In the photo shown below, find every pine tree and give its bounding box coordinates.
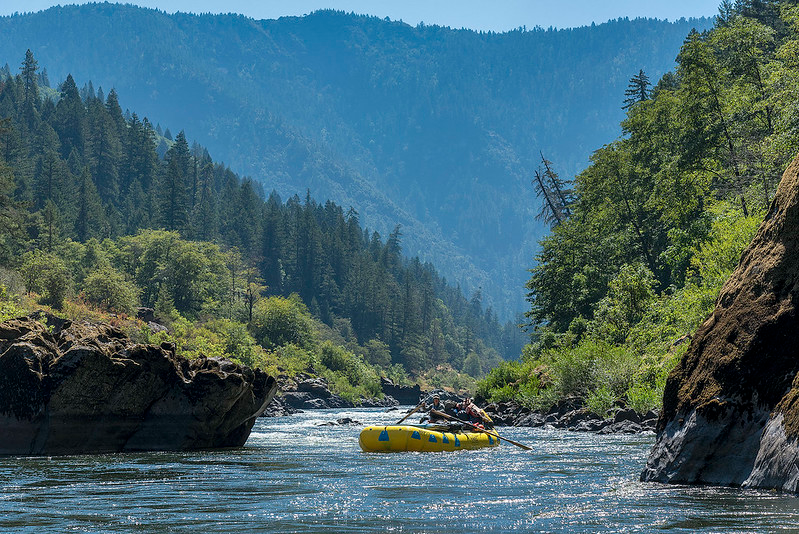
[87,98,121,204]
[53,74,87,159]
[159,154,189,232]
[19,49,38,122]
[74,166,104,241]
[622,69,651,110]
[532,154,572,227]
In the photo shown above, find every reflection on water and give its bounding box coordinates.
[1,407,799,532]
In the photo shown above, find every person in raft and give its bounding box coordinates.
[457,397,494,429]
[420,395,446,423]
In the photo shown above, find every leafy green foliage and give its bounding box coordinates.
[484,3,791,412]
[20,249,71,309]
[251,295,316,351]
[318,341,381,401]
[82,265,139,314]
[0,283,26,322]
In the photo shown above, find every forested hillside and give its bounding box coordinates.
[0,53,523,394]
[478,0,799,413]
[0,5,713,318]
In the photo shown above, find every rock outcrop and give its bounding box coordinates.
[380,377,421,405]
[261,373,397,416]
[0,315,277,455]
[641,154,799,491]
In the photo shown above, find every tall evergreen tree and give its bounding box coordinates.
[19,49,38,125]
[53,74,86,159]
[74,166,104,241]
[159,153,189,232]
[622,69,651,110]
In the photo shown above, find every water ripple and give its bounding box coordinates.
[1,408,799,532]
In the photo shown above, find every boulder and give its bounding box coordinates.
[0,315,277,455]
[359,395,398,408]
[296,377,333,398]
[380,377,421,405]
[514,412,546,427]
[281,388,354,410]
[642,154,799,491]
[319,417,361,426]
[261,395,302,417]
[613,408,641,425]
[599,421,643,435]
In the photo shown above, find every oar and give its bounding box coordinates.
[395,401,425,424]
[431,409,532,451]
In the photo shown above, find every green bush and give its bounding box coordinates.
[83,266,140,314]
[585,386,615,417]
[20,250,72,310]
[386,363,410,385]
[475,358,542,404]
[250,294,316,350]
[319,341,381,399]
[0,284,25,322]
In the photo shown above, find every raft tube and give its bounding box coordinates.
[359,424,500,452]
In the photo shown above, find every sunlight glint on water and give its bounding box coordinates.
[1,407,799,532]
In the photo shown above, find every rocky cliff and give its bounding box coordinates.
[641,154,799,491]
[0,315,277,455]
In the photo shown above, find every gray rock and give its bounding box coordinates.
[515,412,546,427]
[572,419,606,432]
[614,408,641,424]
[0,316,276,455]
[598,420,643,435]
[380,377,421,405]
[641,406,769,485]
[297,378,333,398]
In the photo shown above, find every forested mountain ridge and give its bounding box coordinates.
[0,4,713,318]
[478,0,799,414]
[0,51,523,393]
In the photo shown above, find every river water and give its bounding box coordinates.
[2,407,799,533]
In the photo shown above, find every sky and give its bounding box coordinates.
[0,0,722,31]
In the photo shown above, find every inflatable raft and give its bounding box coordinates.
[359,424,501,452]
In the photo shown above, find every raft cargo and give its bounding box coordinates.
[359,423,501,452]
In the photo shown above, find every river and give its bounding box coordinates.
[2,407,799,532]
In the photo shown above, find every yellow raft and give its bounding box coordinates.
[359,424,501,452]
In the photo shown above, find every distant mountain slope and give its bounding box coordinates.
[0,4,713,318]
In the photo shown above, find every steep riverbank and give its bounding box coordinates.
[642,154,799,491]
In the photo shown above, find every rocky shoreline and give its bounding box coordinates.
[261,375,404,417]
[484,398,657,434]
[264,379,658,435]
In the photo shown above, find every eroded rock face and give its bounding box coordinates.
[0,315,277,455]
[642,154,799,491]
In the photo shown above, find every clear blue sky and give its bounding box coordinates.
[0,1,721,31]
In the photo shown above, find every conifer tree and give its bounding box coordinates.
[622,69,651,110]
[19,49,38,124]
[159,154,189,232]
[74,166,104,241]
[53,74,86,159]
[87,98,121,204]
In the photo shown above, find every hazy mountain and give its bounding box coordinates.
[0,3,713,318]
